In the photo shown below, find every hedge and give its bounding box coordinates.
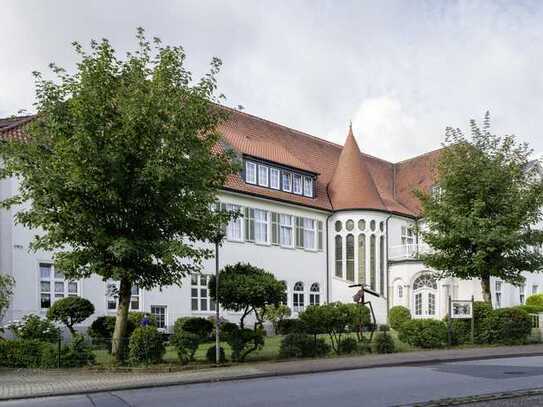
[388,306,411,331]
[398,319,448,348]
[526,293,543,307]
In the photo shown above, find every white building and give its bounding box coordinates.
[0,110,541,331]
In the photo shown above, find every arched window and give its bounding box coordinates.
[358,219,366,231]
[293,281,305,312]
[413,274,437,290]
[335,220,342,232]
[370,235,376,290]
[379,236,385,295]
[346,220,354,231]
[358,234,366,284]
[398,285,403,298]
[335,235,343,278]
[370,220,376,231]
[346,234,355,282]
[379,221,384,232]
[310,283,320,305]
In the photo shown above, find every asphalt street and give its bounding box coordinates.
[3,356,543,407]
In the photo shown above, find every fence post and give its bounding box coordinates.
[470,295,475,344]
[57,337,61,368]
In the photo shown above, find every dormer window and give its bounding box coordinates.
[303,176,313,197]
[293,174,303,195]
[246,161,257,184]
[270,168,280,189]
[258,165,269,187]
[282,171,292,192]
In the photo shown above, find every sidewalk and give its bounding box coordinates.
[1,344,543,401]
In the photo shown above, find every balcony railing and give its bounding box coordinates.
[389,243,431,261]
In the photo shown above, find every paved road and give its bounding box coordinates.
[3,356,543,407]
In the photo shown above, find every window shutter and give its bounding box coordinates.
[271,213,279,245]
[295,217,304,248]
[317,220,323,251]
[245,207,255,242]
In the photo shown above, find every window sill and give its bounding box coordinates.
[225,238,244,244]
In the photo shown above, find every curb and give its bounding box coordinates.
[2,350,543,401]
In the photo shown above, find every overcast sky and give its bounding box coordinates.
[1,1,542,161]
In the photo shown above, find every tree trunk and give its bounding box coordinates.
[480,274,492,307]
[111,277,131,362]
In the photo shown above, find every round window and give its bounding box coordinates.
[370,220,376,231]
[346,220,354,231]
[335,220,342,232]
[358,219,366,230]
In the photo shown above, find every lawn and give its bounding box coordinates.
[93,331,412,367]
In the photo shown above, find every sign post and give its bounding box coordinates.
[450,297,475,345]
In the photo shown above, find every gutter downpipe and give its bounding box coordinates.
[325,212,334,303]
[385,215,392,315]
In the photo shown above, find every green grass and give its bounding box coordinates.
[93,331,411,368]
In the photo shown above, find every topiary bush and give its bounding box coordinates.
[128,326,165,365]
[226,326,265,362]
[88,315,136,349]
[171,332,200,365]
[398,319,448,348]
[0,339,55,368]
[8,314,60,343]
[220,322,239,339]
[279,333,330,359]
[373,331,396,354]
[526,293,543,307]
[488,307,532,345]
[277,318,306,335]
[46,297,94,335]
[388,306,411,331]
[179,317,213,340]
[339,337,358,354]
[56,334,96,367]
[206,345,226,363]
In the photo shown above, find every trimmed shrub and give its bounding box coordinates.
[58,334,96,367]
[488,307,532,345]
[446,317,470,345]
[263,304,292,334]
[179,317,213,340]
[220,322,239,339]
[373,332,396,354]
[46,297,94,335]
[526,293,543,307]
[277,318,306,335]
[8,314,60,343]
[279,333,330,358]
[206,345,226,363]
[171,332,200,364]
[398,319,448,348]
[88,316,137,348]
[472,301,493,344]
[515,304,543,314]
[0,339,55,368]
[128,326,165,365]
[339,337,358,354]
[388,306,411,331]
[226,327,265,362]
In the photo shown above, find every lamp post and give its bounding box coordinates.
[214,237,221,366]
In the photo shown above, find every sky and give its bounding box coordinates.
[1,1,542,162]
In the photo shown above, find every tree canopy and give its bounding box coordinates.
[416,112,543,303]
[209,263,286,328]
[47,296,95,335]
[0,28,239,359]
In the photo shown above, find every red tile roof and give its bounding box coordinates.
[0,108,439,217]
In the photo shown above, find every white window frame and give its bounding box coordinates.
[270,168,280,190]
[309,282,320,305]
[39,263,79,309]
[282,171,292,192]
[191,274,216,312]
[225,204,243,241]
[258,165,269,187]
[150,305,167,330]
[533,285,539,295]
[495,280,502,308]
[303,176,313,197]
[401,225,415,245]
[293,174,303,195]
[279,214,294,247]
[302,218,316,250]
[520,284,526,304]
[254,209,269,244]
[245,161,257,184]
[398,285,403,298]
[105,280,141,312]
[293,281,305,312]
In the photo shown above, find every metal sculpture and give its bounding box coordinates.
[349,284,379,342]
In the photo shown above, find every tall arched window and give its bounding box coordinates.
[335,235,343,278]
[370,235,376,291]
[412,274,437,316]
[293,281,305,312]
[310,283,320,305]
[346,234,355,282]
[379,236,385,295]
[358,234,366,284]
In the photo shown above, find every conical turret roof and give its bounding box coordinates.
[327,125,386,211]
